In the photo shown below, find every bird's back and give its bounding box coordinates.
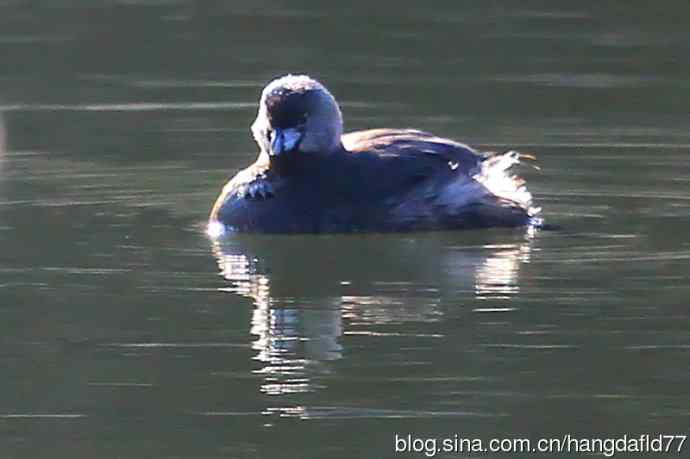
[213,129,534,233]
[342,129,533,230]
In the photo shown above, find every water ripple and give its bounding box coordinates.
[0,102,255,112]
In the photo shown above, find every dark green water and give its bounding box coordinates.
[1,1,689,458]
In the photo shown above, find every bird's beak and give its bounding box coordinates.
[270,128,302,156]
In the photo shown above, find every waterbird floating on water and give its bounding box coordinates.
[208,74,541,236]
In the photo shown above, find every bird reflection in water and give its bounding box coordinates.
[211,231,534,397]
[213,243,342,396]
[474,243,533,299]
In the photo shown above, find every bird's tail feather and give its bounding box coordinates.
[473,150,541,219]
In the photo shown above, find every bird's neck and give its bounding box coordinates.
[267,145,345,177]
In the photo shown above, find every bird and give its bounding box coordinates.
[208,74,541,236]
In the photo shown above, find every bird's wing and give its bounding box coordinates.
[342,128,483,173]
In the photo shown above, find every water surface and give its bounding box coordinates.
[0,1,689,458]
